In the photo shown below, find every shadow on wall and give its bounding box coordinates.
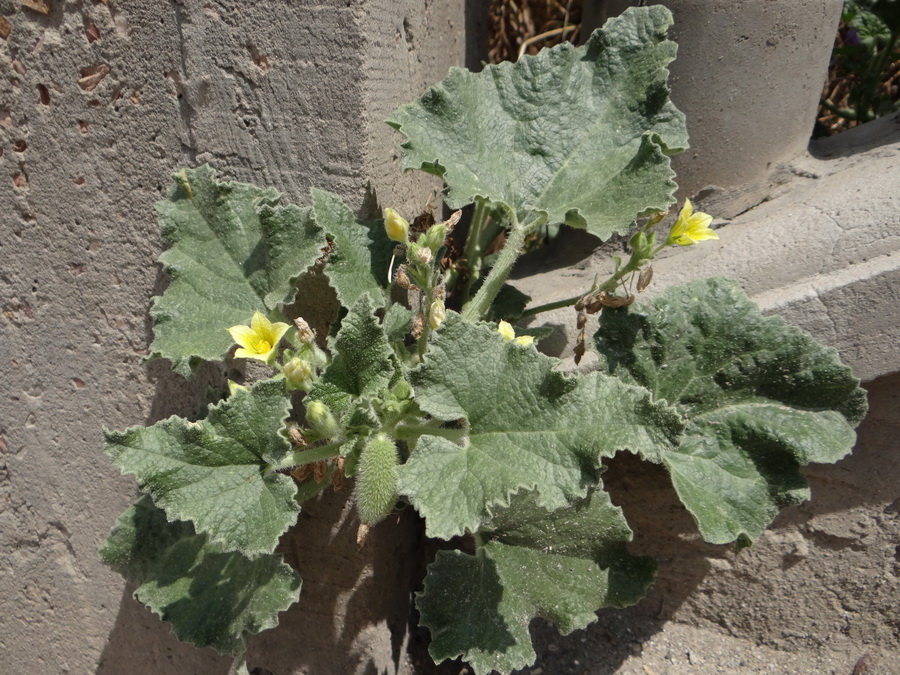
[519,372,900,673]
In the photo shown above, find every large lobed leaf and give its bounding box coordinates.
[387,6,688,239]
[100,495,300,654]
[149,166,325,376]
[308,294,400,414]
[418,489,655,675]
[104,380,299,556]
[311,188,393,309]
[594,277,868,544]
[396,313,682,540]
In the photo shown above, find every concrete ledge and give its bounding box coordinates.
[512,112,900,382]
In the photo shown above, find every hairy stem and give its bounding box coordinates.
[461,199,490,303]
[268,441,344,473]
[461,212,538,323]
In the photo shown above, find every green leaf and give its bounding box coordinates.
[594,277,868,544]
[311,188,393,309]
[382,302,414,345]
[309,294,400,413]
[397,313,682,539]
[387,6,687,239]
[149,166,325,376]
[418,489,655,675]
[104,380,299,556]
[100,495,300,654]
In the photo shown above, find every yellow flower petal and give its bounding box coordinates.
[497,320,515,342]
[514,335,534,346]
[250,310,272,336]
[227,311,290,362]
[227,324,258,350]
[667,199,717,247]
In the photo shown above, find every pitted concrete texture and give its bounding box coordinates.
[0,2,479,674]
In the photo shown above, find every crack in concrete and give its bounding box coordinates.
[172,3,199,164]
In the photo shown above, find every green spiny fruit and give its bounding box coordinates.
[354,433,399,524]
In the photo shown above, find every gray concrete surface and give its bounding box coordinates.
[585,0,844,218]
[3,1,897,674]
[513,111,900,384]
[0,2,481,673]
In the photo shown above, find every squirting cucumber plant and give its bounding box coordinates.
[98,7,867,674]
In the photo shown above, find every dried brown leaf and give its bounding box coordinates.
[78,63,110,92]
[21,0,50,15]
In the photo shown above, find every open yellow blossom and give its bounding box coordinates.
[666,199,718,246]
[497,320,534,346]
[227,311,290,363]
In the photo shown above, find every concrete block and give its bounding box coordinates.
[0,2,480,673]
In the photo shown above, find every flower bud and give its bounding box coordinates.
[429,298,446,330]
[422,222,447,252]
[383,208,409,243]
[629,230,650,257]
[392,379,412,400]
[497,320,515,342]
[283,357,314,390]
[305,400,340,440]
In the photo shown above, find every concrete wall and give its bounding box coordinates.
[586,0,844,218]
[3,1,896,673]
[0,2,483,673]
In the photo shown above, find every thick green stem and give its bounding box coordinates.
[519,292,584,319]
[267,441,343,473]
[461,213,533,323]
[462,199,490,303]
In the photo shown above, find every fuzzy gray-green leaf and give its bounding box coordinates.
[104,380,298,556]
[312,188,393,309]
[397,313,682,539]
[149,166,325,376]
[99,495,300,654]
[418,489,655,674]
[387,6,687,239]
[310,294,399,413]
[594,277,868,544]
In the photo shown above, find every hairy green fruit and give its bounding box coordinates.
[354,433,400,524]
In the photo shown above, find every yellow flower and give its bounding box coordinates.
[497,320,534,346]
[383,208,409,243]
[227,311,290,363]
[666,199,718,246]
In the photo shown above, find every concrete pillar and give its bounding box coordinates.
[585,0,843,217]
[0,2,483,673]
